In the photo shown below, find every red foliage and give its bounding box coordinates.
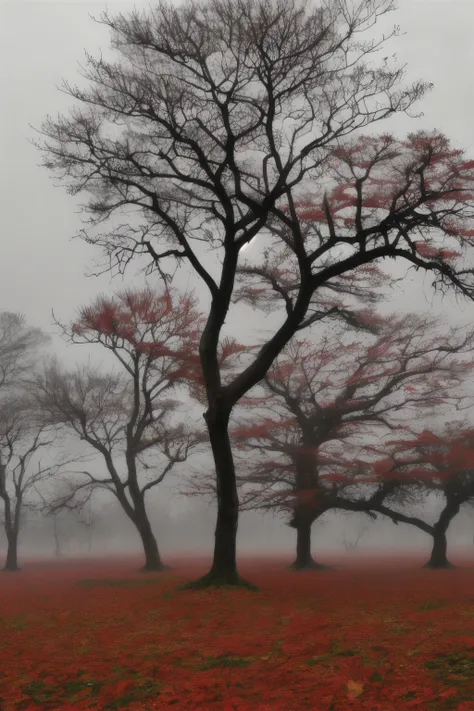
[230,311,474,512]
[214,307,474,522]
[282,131,474,262]
[233,418,297,441]
[366,425,474,487]
[2,556,474,710]
[71,287,205,384]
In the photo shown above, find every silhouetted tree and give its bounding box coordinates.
[0,395,72,571]
[0,312,56,571]
[364,426,474,568]
[0,312,49,392]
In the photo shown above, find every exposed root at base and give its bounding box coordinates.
[290,560,333,571]
[139,564,172,573]
[179,571,259,591]
[423,560,456,569]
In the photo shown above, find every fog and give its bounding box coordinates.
[5,490,474,563]
[2,0,474,561]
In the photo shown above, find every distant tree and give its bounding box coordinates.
[38,480,96,557]
[51,513,65,558]
[81,497,95,554]
[72,496,118,554]
[0,312,54,571]
[340,520,369,554]
[37,0,474,586]
[363,426,474,568]
[0,312,49,392]
[184,311,474,568]
[0,395,72,571]
[34,287,205,571]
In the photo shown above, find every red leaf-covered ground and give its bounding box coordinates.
[1,551,474,710]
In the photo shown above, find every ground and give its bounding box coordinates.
[1,551,474,710]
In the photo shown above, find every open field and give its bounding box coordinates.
[2,551,474,710]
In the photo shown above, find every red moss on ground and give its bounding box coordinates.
[1,552,474,710]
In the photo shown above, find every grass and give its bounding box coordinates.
[0,551,474,710]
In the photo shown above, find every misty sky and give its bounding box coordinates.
[2,0,474,553]
[1,0,474,341]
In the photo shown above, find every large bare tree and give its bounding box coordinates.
[36,0,474,586]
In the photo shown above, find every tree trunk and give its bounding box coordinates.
[423,496,461,569]
[289,450,329,571]
[53,516,62,558]
[4,530,20,572]
[207,416,238,582]
[424,529,453,569]
[290,518,330,571]
[1,488,20,572]
[187,410,254,589]
[124,448,170,573]
[135,510,168,572]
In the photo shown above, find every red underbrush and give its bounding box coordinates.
[1,552,474,710]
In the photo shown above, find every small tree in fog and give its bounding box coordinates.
[51,513,65,558]
[340,520,368,553]
[0,312,59,571]
[39,480,92,558]
[0,395,72,571]
[35,287,205,571]
[0,312,49,392]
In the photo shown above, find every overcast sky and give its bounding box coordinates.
[1,0,474,345]
[2,0,474,552]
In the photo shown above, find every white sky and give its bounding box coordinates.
[2,0,474,550]
[1,0,474,344]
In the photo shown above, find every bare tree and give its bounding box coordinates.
[36,0,474,586]
[51,513,64,558]
[39,479,95,557]
[82,497,94,554]
[34,288,205,571]
[0,312,53,571]
[340,520,368,553]
[0,313,49,392]
[0,395,72,571]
